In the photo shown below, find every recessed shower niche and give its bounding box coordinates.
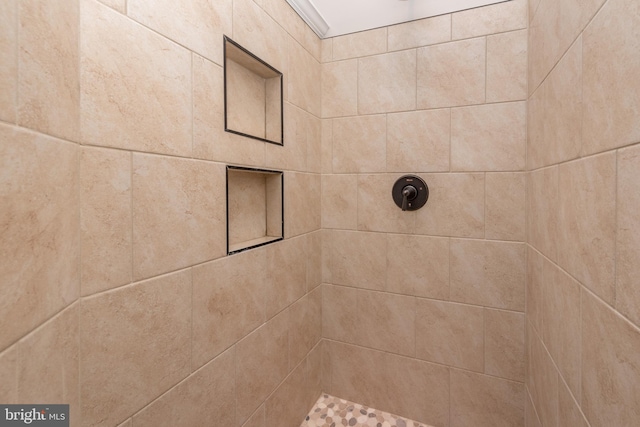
[226,166,284,254]
[224,36,284,145]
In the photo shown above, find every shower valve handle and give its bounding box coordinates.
[401,185,417,211]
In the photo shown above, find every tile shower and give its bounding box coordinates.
[0,1,638,427]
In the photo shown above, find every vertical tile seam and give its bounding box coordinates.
[448,107,452,173]
[448,367,452,425]
[483,172,487,240]
[15,0,20,125]
[484,35,488,104]
[482,307,487,375]
[189,266,194,374]
[76,0,83,303]
[234,336,239,426]
[613,147,618,308]
[130,151,135,286]
[190,52,195,159]
[413,48,418,117]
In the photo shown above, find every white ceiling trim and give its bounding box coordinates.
[285,0,330,38]
[286,0,512,39]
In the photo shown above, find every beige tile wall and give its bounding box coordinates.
[3,0,640,426]
[527,0,640,426]
[0,0,322,426]
[321,1,529,426]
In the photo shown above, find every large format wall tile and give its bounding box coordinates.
[253,0,308,57]
[80,270,191,427]
[265,363,310,427]
[417,38,486,109]
[450,239,525,311]
[322,284,359,344]
[358,50,416,114]
[0,0,17,123]
[484,309,525,382]
[327,230,386,291]
[289,288,322,369]
[528,39,583,169]
[486,30,527,103]
[285,172,321,237]
[354,290,415,357]
[97,0,124,13]
[527,0,561,93]
[332,28,387,61]
[527,325,558,427]
[415,173,485,238]
[558,379,589,427]
[242,405,265,427]
[321,60,357,118]
[357,174,416,234]
[324,286,415,357]
[542,260,581,398]
[526,247,544,334]
[132,348,235,427]
[321,174,358,230]
[18,0,79,141]
[387,14,451,51]
[525,390,542,427]
[416,299,484,372]
[306,231,323,291]
[452,0,527,39]
[582,291,640,427]
[386,109,450,173]
[582,0,640,154]
[265,236,307,319]
[232,0,289,79]
[0,124,79,352]
[236,310,289,425]
[617,145,640,326]
[386,234,449,299]
[451,102,526,172]
[557,153,616,304]
[328,341,450,427]
[307,343,328,412]
[17,305,79,427]
[529,0,605,94]
[80,147,132,296]
[544,38,583,165]
[306,114,322,174]
[320,119,332,174]
[332,115,386,173]
[268,103,309,171]
[132,154,225,280]
[80,0,192,156]
[288,38,321,117]
[450,369,524,427]
[127,0,232,65]
[192,55,265,166]
[0,346,17,403]
[192,249,266,369]
[527,166,558,261]
[485,172,526,241]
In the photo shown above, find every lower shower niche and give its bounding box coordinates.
[226,165,283,254]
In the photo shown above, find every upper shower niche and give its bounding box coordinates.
[224,36,284,145]
[287,0,513,38]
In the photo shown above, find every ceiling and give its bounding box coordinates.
[286,0,511,38]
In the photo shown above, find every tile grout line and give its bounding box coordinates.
[15,0,19,125]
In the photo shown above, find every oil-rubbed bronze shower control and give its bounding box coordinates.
[392,175,429,211]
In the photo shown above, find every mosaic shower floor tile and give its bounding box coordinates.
[301,394,434,427]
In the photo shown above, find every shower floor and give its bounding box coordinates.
[301,394,433,427]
